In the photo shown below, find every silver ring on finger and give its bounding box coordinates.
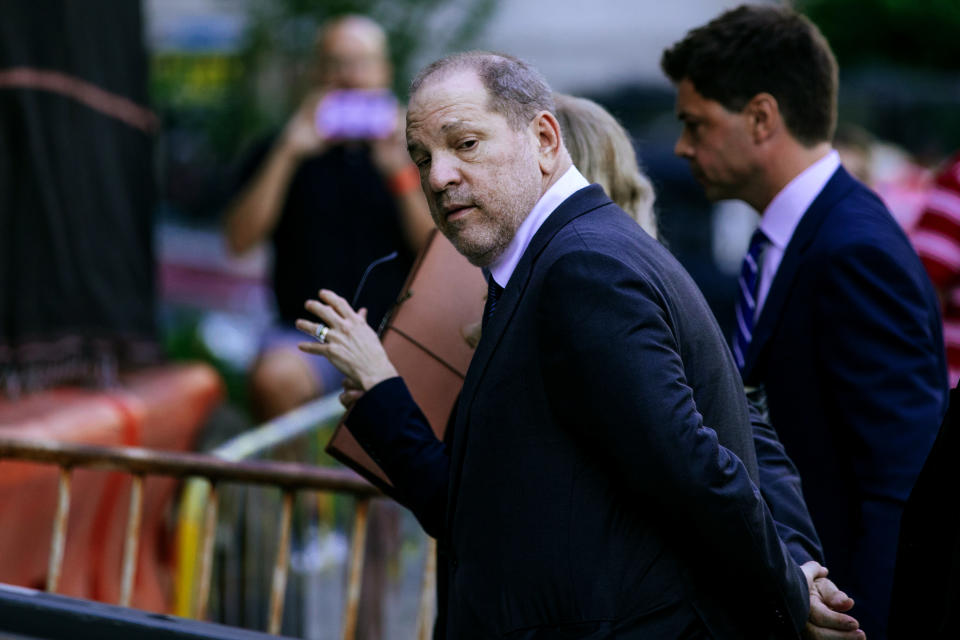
[314,323,330,344]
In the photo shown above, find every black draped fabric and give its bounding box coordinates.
[0,2,160,396]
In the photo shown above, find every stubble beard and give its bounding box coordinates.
[436,204,510,267]
[437,183,540,268]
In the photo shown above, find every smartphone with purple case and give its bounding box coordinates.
[315,89,398,140]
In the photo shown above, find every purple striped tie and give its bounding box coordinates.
[733,229,769,372]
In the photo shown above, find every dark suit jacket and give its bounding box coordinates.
[350,185,808,638]
[747,386,823,567]
[740,167,948,639]
[888,382,960,638]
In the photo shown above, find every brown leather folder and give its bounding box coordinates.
[325,230,486,492]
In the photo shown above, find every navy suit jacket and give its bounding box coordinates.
[350,185,809,639]
[741,167,948,639]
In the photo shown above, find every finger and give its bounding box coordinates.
[295,318,338,345]
[342,377,363,391]
[295,319,324,340]
[319,289,358,320]
[297,341,329,355]
[809,597,860,631]
[359,308,368,320]
[304,300,340,327]
[801,561,829,585]
[814,578,854,612]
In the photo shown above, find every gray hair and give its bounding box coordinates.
[410,51,555,130]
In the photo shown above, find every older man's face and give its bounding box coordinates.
[406,70,542,267]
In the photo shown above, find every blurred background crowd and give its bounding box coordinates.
[148,0,960,396]
[5,0,958,401]
[1,0,959,638]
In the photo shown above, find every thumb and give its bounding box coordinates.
[816,577,855,612]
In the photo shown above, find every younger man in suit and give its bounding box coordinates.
[662,6,948,638]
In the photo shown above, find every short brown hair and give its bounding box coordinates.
[661,4,838,146]
[410,51,555,130]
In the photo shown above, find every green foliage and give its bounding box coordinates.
[162,308,249,408]
[799,0,960,71]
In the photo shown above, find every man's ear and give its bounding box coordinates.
[745,93,780,145]
[531,111,564,173]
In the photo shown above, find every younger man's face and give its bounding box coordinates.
[673,78,759,203]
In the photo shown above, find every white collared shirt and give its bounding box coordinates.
[488,165,590,288]
[755,150,841,316]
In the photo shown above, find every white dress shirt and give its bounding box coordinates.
[755,150,841,317]
[488,165,590,288]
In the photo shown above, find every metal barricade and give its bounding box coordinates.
[0,394,437,639]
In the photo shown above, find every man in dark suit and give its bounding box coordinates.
[299,51,821,638]
[663,6,948,638]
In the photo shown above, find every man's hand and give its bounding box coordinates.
[296,289,398,397]
[800,561,865,639]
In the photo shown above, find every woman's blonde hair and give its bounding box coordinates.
[555,94,657,239]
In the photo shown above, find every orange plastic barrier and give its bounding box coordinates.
[0,362,224,613]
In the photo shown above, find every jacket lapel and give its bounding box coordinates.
[445,185,611,531]
[742,167,858,379]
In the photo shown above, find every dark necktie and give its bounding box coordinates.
[733,228,769,372]
[483,273,504,330]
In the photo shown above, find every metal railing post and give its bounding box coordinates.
[267,490,295,635]
[195,481,219,620]
[45,467,72,593]
[341,497,371,640]
[119,474,144,607]
[416,537,438,640]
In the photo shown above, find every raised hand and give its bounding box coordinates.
[296,289,398,398]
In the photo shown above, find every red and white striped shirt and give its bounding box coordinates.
[912,152,960,385]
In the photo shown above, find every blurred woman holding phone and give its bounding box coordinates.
[224,15,431,422]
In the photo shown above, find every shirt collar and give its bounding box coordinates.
[759,150,840,249]
[488,165,590,288]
